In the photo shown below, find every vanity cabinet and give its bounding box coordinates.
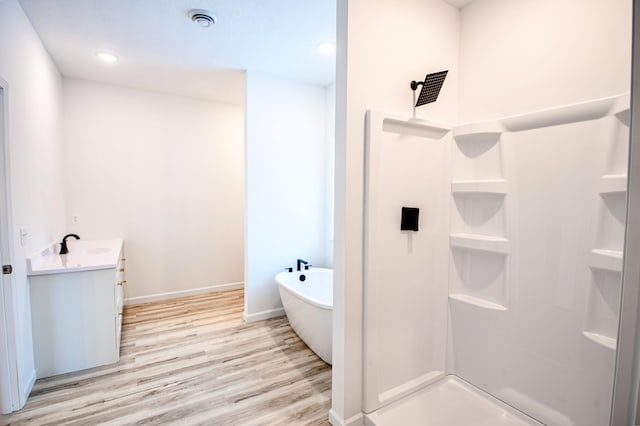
[29,239,125,379]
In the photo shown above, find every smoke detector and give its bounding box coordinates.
[189,9,216,28]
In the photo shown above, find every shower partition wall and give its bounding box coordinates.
[363,111,451,413]
[362,95,630,426]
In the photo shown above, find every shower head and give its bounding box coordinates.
[411,70,448,107]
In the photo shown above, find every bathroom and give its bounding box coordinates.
[2,0,640,425]
[0,0,336,422]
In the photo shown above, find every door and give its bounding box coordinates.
[0,81,19,414]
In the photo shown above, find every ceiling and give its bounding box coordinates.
[18,0,337,105]
[17,1,474,105]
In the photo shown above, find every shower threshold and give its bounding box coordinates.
[364,376,542,426]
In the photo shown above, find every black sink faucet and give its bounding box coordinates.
[59,234,80,255]
[296,259,308,271]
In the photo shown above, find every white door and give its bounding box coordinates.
[0,81,19,414]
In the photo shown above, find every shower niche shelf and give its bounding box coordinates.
[451,179,508,195]
[450,233,511,255]
[580,96,628,355]
[449,294,507,311]
[588,249,623,273]
[453,121,503,144]
[449,248,509,312]
[452,127,503,181]
[583,266,622,352]
[598,174,627,195]
[382,117,450,139]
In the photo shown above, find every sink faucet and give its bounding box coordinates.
[297,259,309,271]
[59,234,80,255]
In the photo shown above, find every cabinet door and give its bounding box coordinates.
[31,269,119,378]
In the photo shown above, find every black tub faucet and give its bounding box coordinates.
[59,234,80,255]
[296,259,309,271]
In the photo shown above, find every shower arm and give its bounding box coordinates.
[410,80,423,119]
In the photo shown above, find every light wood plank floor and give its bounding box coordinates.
[1,289,332,425]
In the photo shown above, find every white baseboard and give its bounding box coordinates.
[329,409,364,426]
[243,307,285,323]
[124,282,244,305]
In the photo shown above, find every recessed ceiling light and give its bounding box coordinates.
[317,42,336,55]
[95,52,118,64]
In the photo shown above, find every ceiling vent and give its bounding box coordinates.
[189,9,216,28]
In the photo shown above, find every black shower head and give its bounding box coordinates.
[411,70,448,107]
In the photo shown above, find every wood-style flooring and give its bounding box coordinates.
[1,289,332,425]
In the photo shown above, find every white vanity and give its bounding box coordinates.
[27,239,125,379]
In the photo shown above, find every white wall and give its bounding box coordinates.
[325,83,336,266]
[0,0,67,408]
[62,79,245,302]
[244,72,332,322]
[333,0,459,423]
[459,0,632,123]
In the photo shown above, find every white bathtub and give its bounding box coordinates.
[276,267,332,365]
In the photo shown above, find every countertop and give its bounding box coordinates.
[27,238,123,276]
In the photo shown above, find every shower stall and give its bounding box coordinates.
[363,94,629,425]
[332,0,637,424]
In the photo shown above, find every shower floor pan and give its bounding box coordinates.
[364,376,542,426]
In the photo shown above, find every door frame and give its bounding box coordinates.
[611,0,640,423]
[0,77,20,414]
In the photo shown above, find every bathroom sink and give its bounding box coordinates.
[27,238,123,276]
[77,247,112,255]
[36,247,111,256]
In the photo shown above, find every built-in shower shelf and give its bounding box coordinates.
[598,174,627,195]
[500,94,624,132]
[588,249,623,272]
[450,233,510,254]
[449,294,507,311]
[611,94,630,126]
[451,179,508,195]
[582,331,616,350]
[453,121,503,144]
[382,117,450,139]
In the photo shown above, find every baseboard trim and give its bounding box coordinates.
[243,307,285,323]
[124,282,244,305]
[329,409,364,426]
[20,369,36,409]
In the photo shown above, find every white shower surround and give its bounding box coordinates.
[363,93,629,425]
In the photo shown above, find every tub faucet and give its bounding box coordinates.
[297,259,308,272]
[59,234,80,255]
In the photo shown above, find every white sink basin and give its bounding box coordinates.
[77,247,111,255]
[27,239,123,276]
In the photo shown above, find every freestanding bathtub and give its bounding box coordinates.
[276,267,333,364]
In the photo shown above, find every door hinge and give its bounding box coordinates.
[2,264,12,275]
